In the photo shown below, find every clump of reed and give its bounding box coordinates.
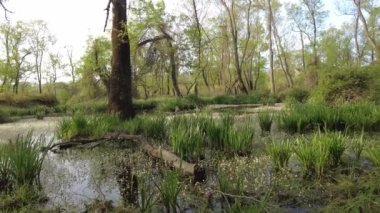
[156,170,182,213]
[366,149,380,167]
[205,114,253,155]
[294,132,347,178]
[124,115,167,140]
[267,140,292,171]
[258,111,274,132]
[0,132,51,193]
[57,113,120,139]
[280,102,380,133]
[168,115,207,160]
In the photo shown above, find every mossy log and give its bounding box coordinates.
[49,133,206,182]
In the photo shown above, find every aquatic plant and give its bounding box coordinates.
[279,102,380,133]
[258,111,273,132]
[0,132,51,193]
[169,117,205,161]
[156,170,183,213]
[124,115,167,140]
[7,133,51,187]
[294,132,347,178]
[267,140,292,171]
[366,149,380,167]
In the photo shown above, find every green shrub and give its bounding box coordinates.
[285,88,310,104]
[310,65,380,104]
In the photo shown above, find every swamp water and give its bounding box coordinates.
[0,117,135,211]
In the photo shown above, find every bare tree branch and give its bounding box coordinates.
[0,1,13,20]
[104,0,112,32]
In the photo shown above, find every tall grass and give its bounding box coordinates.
[57,113,123,140]
[202,113,254,154]
[168,116,206,160]
[294,132,347,178]
[267,140,292,171]
[156,170,182,213]
[280,102,380,133]
[0,132,51,192]
[124,115,167,140]
[258,111,273,132]
[366,149,380,167]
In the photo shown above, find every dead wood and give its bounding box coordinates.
[49,133,206,182]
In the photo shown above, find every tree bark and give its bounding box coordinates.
[268,0,275,94]
[220,0,248,94]
[108,0,135,119]
[168,41,182,97]
[353,0,380,62]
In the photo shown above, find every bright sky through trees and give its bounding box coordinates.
[1,0,349,62]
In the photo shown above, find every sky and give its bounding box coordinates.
[1,0,351,75]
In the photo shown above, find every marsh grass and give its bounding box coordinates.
[294,132,347,178]
[156,170,182,213]
[267,140,292,171]
[124,115,167,140]
[351,131,365,161]
[169,116,205,160]
[280,102,380,133]
[258,111,273,132]
[366,149,380,167]
[138,175,158,213]
[58,113,124,139]
[0,145,12,193]
[8,133,51,187]
[227,127,254,155]
[0,132,51,194]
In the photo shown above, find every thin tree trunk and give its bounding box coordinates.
[268,0,275,94]
[300,31,306,72]
[108,0,135,119]
[168,41,182,97]
[353,0,380,62]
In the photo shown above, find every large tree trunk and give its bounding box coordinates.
[108,0,135,119]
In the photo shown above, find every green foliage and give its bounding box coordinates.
[267,140,292,171]
[310,65,380,104]
[157,97,198,112]
[258,111,273,132]
[169,116,206,160]
[57,113,122,140]
[210,94,261,105]
[366,148,380,167]
[226,127,254,155]
[156,170,182,213]
[285,88,310,104]
[0,133,51,192]
[124,115,167,140]
[280,102,380,133]
[294,132,347,178]
[138,175,158,213]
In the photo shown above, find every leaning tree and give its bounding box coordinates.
[105,0,135,119]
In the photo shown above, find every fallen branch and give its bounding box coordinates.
[49,133,206,182]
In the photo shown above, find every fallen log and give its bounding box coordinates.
[49,133,206,182]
